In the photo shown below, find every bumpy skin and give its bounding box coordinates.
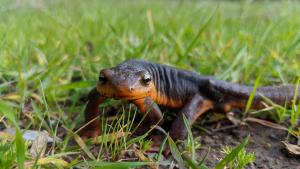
[81,59,300,141]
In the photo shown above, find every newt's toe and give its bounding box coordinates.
[80,128,101,139]
[163,146,171,156]
[145,135,171,156]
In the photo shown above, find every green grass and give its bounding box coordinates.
[0,0,300,168]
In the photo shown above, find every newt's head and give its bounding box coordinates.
[96,60,155,100]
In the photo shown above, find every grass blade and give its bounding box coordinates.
[80,161,153,169]
[36,157,69,168]
[182,153,201,169]
[74,134,96,160]
[286,35,300,56]
[47,81,95,91]
[183,3,219,57]
[290,77,300,128]
[214,135,250,169]
[0,100,17,126]
[15,129,25,169]
[183,115,195,160]
[167,135,185,169]
[243,74,261,119]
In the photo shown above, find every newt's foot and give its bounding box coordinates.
[147,135,171,156]
[79,128,101,139]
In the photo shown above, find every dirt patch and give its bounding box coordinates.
[73,106,300,168]
[195,121,300,169]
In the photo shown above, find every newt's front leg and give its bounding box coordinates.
[169,94,214,141]
[80,87,106,138]
[132,96,164,134]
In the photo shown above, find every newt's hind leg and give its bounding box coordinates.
[169,94,214,141]
[80,87,106,138]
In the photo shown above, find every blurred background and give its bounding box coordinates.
[0,0,299,168]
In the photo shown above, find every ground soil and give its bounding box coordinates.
[194,121,300,169]
[71,105,300,169]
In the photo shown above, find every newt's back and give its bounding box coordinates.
[130,59,299,108]
[134,60,209,107]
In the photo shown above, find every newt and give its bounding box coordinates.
[80,59,299,143]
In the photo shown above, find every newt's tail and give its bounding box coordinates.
[256,85,299,106]
[212,80,300,107]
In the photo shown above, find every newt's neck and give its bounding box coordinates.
[145,62,205,107]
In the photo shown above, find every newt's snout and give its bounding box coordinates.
[98,69,112,83]
[98,69,133,92]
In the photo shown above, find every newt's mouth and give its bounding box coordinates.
[100,93,149,101]
[116,95,149,101]
[96,85,150,101]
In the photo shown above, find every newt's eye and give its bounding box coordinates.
[98,73,107,83]
[142,72,151,84]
